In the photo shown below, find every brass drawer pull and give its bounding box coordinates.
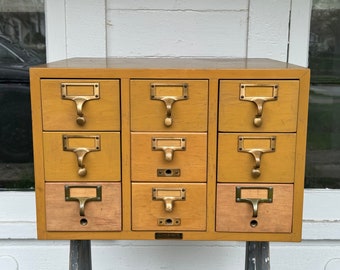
[152,187,186,212]
[238,136,276,178]
[239,84,278,127]
[61,82,100,126]
[63,135,101,177]
[236,186,273,218]
[150,83,188,127]
[152,137,186,161]
[65,185,102,216]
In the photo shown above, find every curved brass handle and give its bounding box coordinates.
[240,84,278,127]
[164,148,174,161]
[150,83,188,127]
[63,135,101,177]
[236,186,273,218]
[245,150,264,178]
[65,185,102,216]
[164,198,176,212]
[249,98,265,127]
[73,148,90,177]
[73,97,88,126]
[78,197,92,216]
[152,187,186,213]
[162,97,176,127]
[238,136,276,178]
[61,83,100,126]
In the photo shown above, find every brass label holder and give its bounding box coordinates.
[152,187,186,212]
[63,135,101,177]
[61,82,100,126]
[65,185,102,216]
[239,84,278,127]
[238,136,276,178]
[236,186,273,218]
[152,137,186,161]
[150,83,188,127]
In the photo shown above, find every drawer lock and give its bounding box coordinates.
[157,218,181,226]
[236,186,273,218]
[150,83,188,127]
[152,137,186,161]
[63,135,101,177]
[238,136,276,178]
[61,82,100,126]
[152,187,186,212]
[157,168,181,177]
[239,84,278,127]
[65,185,102,216]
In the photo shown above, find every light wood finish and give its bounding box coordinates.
[130,80,208,131]
[219,80,299,132]
[216,183,293,233]
[218,133,296,183]
[43,132,121,181]
[30,57,309,241]
[131,183,206,231]
[41,79,120,131]
[131,132,207,182]
[45,182,121,231]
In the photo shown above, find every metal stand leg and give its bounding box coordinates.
[69,240,92,270]
[245,242,270,270]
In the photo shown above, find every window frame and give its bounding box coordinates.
[2,0,336,241]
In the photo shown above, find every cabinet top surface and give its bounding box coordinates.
[32,57,307,70]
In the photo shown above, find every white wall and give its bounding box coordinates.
[4,0,340,269]
[46,0,310,66]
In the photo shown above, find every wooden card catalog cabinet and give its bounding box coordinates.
[30,58,309,241]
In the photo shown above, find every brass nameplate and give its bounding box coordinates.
[155,233,183,240]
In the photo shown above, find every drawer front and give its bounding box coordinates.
[219,80,299,132]
[218,133,296,183]
[130,80,208,131]
[216,183,293,233]
[131,132,207,182]
[43,132,121,181]
[132,183,206,231]
[41,79,120,131]
[45,182,121,231]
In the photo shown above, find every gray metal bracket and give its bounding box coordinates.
[245,241,270,270]
[69,240,92,270]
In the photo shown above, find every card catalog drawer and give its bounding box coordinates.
[45,182,121,231]
[132,183,206,231]
[130,80,208,131]
[41,79,120,131]
[216,183,293,233]
[43,132,121,181]
[218,133,296,183]
[219,80,299,132]
[131,132,207,182]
